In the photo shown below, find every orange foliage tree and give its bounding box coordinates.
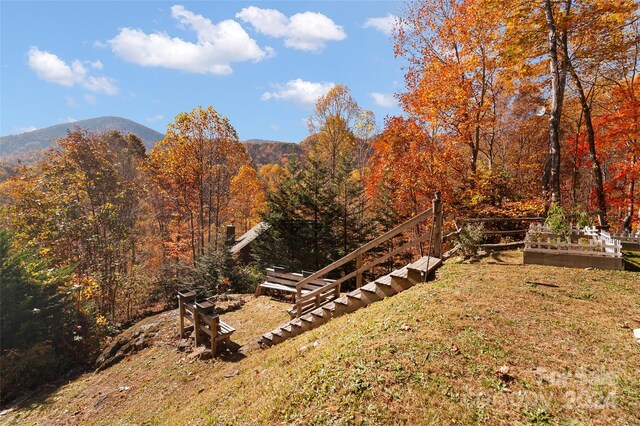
[148,106,250,262]
[396,0,512,176]
[367,117,461,219]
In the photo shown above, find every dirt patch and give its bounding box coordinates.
[95,294,248,372]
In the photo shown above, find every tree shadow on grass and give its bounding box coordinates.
[0,366,88,414]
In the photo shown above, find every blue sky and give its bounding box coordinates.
[1,1,407,142]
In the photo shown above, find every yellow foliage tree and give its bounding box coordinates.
[230,165,266,234]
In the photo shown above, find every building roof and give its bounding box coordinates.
[230,222,269,255]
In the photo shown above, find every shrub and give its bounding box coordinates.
[0,230,96,403]
[455,223,485,258]
[545,204,570,237]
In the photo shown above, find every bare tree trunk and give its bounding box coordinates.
[630,154,636,230]
[543,0,570,204]
[571,111,584,208]
[565,54,607,227]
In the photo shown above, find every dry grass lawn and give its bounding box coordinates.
[2,251,639,425]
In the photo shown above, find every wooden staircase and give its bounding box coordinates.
[258,193,445,347]
[260,256,442,346]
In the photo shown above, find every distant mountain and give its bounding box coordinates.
[0,116,164,162]
[0,116,301,167]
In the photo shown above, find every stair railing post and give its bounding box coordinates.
[432,192,443,259]
[356,253,363,288]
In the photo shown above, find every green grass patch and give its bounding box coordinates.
[623,251,640,271]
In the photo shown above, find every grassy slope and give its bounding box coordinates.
[5,252,639,425]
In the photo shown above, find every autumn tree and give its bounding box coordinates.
[353,109,377,179]
[396,0,511,176]
[5,130,147,321]
[562,1,637,226]
[308,84,360,177]
[148,106,251,262]
[258,163,287,194]
[230,164,266,234]
[592,21,640,229]
[368,117,460,218]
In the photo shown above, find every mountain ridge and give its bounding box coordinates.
[0,116,301,166]
[0,116,164,162]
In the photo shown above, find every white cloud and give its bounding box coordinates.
[364,14,399,36]
[83,94,97,105]
[146,114,164,123]
[370,92,396,108]
[14,126,38,134]
[90,60,103,70]
[66,96,78,107]
[237,7,346,51]
[27,47,118,95]
[109,5,271,75]
[261,79,335,108]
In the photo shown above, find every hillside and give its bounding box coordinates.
[243,140,302,167]
[2,251,638,425]
[0,117,164,162]
[0,119,300,167]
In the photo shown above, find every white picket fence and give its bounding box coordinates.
[525,223,622,258]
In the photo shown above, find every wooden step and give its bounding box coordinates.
[311,310,324,318]
[407,256,442,273]
[375,275,392,286]
[301,315,313,323]
[281,324,293,333]
[322,303,336,312]
[373,280,398,297]
[272,329,282,337]
[390,266,409,279]
[360,283,385,303]
[291,319,303,328]
[377,273,406,293]
[335,297,349,305]
[262,332,273,342]
[390,266,418,289]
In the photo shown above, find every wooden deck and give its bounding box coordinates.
[256,267,335,301]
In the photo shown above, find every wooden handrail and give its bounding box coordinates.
[293,207,436,316]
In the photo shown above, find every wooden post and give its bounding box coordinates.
[193,306,201,347]
[432,192,443,258]
[177,290,195,339]
[178,295,185,339]
[356,253,363,288]
[211,315,219,356]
